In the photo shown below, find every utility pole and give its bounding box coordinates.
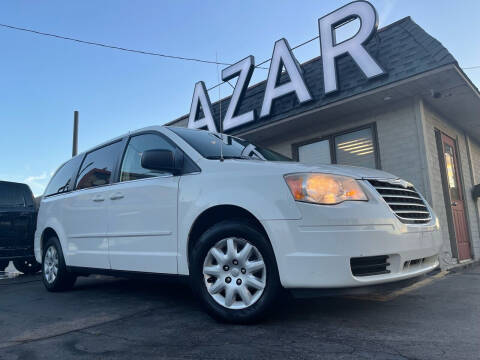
[72,111,79,157]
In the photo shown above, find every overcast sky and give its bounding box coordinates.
[1,0,479,195]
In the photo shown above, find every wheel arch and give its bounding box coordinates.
[186,204,270,270]
[40,227,60,257]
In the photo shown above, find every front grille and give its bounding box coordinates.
[350,255,390,277]
[368,179,432,224]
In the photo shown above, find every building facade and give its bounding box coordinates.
[168,15,480,268]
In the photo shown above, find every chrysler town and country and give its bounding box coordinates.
[35,126,442,323]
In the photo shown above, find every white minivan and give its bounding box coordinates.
[35,126,442,322]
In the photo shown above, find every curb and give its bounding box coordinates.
[446,259,480,273]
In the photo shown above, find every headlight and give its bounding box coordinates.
[284,173,368,205]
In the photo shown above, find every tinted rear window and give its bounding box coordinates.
[76,141,123,190]
[0,183,25,207]
[44,155,83,197]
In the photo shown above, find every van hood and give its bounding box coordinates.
[217,160,398,180]
[284,162,398,180]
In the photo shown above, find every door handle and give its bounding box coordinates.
[110,192,124,200]
[92,195,105,202]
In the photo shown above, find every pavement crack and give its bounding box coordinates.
[0,279,41,286]
[78,329,142,345]
[0,306,163,351]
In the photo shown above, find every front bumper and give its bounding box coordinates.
[262,201,442,289]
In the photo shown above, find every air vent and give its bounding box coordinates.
[350,255,390,277]
[368,179,432,224]
[403,255,437,270]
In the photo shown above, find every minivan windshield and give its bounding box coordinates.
[169,127,292,162]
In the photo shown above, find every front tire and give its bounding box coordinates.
[13,258,41,275]
[42,236,76,292]
[190,220,281,324]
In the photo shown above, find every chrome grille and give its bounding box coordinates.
[368,179,432,224]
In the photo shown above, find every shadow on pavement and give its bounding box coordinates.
[0,265,478,360]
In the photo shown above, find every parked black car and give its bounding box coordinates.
[0,181,41,274]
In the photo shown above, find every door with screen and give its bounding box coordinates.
[107,133,179,274]
[440,133,471,261]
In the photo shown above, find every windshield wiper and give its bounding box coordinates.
[205,155,252,160]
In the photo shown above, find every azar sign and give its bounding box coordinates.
[188,1,385,133]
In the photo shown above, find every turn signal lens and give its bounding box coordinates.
[284,173,368,205]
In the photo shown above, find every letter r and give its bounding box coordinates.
[319,1,385,94]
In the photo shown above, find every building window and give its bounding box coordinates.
[294,124,379,169]
[297,139,331,165]
[334,128,376,168]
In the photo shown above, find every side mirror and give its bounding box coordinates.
[141,149,184,175]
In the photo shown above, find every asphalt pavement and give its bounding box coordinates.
[0,264,479,360]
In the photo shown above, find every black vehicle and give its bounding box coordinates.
[0,181,41,274]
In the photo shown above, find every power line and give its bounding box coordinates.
[0,23,232,66]
[1,22,477,91]
[208,34,480,91]
[207,35,320,91]
[257,35,319,68]
[0,21,312,91]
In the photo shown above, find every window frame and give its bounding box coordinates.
[291,123,381,169]
[74,138,127,191]
[114,130,199,184]
[117,131,178,183]
[43,155,85,198]
[49,130,200,194]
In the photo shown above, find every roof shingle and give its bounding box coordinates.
[170,17,457,134]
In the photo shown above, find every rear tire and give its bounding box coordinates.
[0,260,9,271]
[42,236,76,292]
[190,219,281,324]
[13,258,41,275]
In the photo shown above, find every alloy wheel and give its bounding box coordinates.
[44,246,59,284]
[203,237,267,310]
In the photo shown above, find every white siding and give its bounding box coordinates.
[255,99,480,267]
[261,99,428,193]
[174,97,480,268]
[422,103,480,263]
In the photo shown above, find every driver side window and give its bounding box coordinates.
[120,133,176,182]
